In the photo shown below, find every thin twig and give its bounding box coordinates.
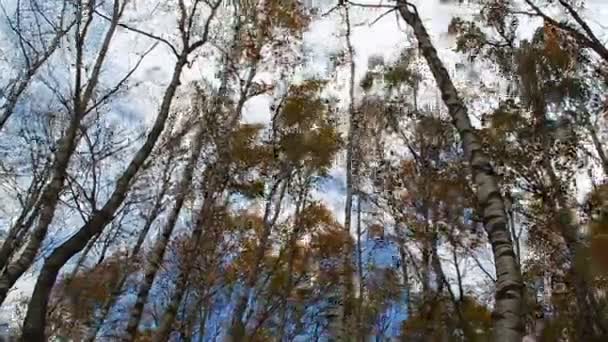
[94,9,180,58]
[83,42,159,116]
[369,8,397,27]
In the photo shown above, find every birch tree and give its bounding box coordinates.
[395,2,524,341]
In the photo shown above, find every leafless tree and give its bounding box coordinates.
[19,0,224,340]
[0,0,141,307]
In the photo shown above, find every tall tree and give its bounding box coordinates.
[396,1,524,341]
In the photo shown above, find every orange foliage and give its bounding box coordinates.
[50,253,136,338]
[263,0,311,36]
[229,123,272,169]
[275,80,342,172]
[543,20,575,71]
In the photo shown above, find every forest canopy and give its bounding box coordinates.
[0,0,607,341]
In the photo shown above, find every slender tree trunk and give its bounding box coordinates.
[153,25,253,339]
[84,158,173,342]
[152,174,229,342]
[159,24,260,340]
[398,245,412,318]
[122,122,206,341]
[420,202,438,338]
[431,231,474,339]
[0,168,49,270]
[589,124,608,177]
[535,95,606,338]
[397,3,523,341]
[0,113,80,305]
[228,177,289,341]
[177,290,195,342]
[0,195,43,272]
[544,167,604,339]
[334,5,357,340]
[507,205,522,267]
[450,238,464,302]
[277,186,308,341]
[0,76,34,131]
[419,198,433,307]
[355,195,364,342]
[198,300,210,342]
[19,0,223,334]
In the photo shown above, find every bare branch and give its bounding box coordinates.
[94,8,180,59]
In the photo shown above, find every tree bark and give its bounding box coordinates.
[84,158,173,342]
[277,186,308,341]
[198,300,210,342]
[152,170,230,342]
[227,176,289,341]
[589,124,608,177]
[398,245,412,318]
[122,121,206,341]
[19,0,223,333]
[0,175,45,271]
[397,2,523,341]
[153,23,250,338]
[333,5,357,340]
[0,109,80,306]
[355,195,364,342]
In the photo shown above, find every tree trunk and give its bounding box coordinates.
[589,124,608,177]
[198,300,210,342]
[534,86,606,338]
[397,3,523,341]
[84,158,173,342]
[334,5,357,340]
[277,186,308,341]
[18,0,224,333]
[228,177,289,341]
[122,122,205,341]
[355,195,364,342]
[544,168,604,339]
[0,191,43,272]
[152,172,229,342]
[152,24,250,338]
[0,0,127,309]
[432,230,474,339]
[0,113,80,306]
[398,245,412,318]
